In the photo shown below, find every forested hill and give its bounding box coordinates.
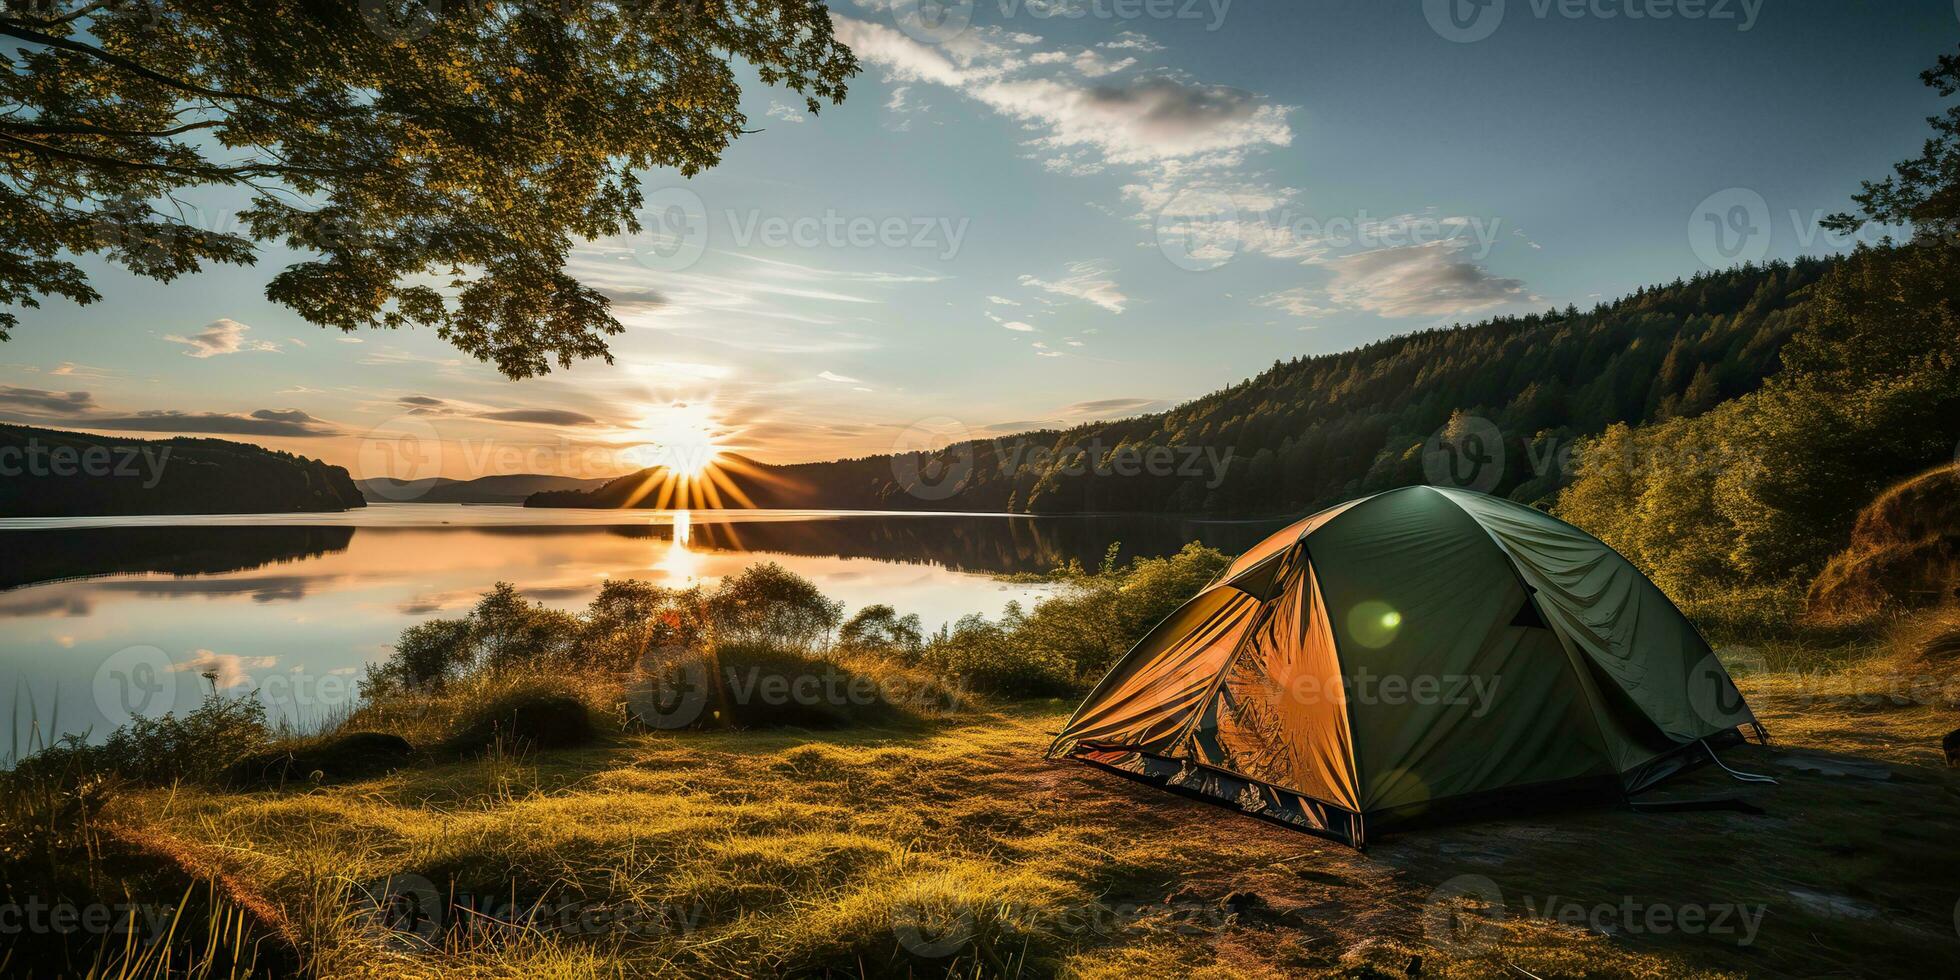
[535,258,1833,517]
[0,424,364,517]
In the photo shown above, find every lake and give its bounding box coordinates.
[0,505,1288,742]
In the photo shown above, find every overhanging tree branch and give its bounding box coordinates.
[0,119,222,139]
[0,20,298,113]
[0,131,335,180]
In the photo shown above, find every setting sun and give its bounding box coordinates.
[604,400,791,511]
[625,402,725,478]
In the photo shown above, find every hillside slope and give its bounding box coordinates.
[359,473,611,504]
[1808,464,1960,621]
[537,260,1830,515]
[0,424,364,517]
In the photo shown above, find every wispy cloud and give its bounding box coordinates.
[0,385,95,414]
[833,15,1293,169]
[81,408,340,438]
[172,650,277,689]
[1019,262,1128,314]
[477,409,601,426]
[1322,241,1532,318]
[163,318,278,358]
[1064,397,1165,417]
[1254,287,1335,321]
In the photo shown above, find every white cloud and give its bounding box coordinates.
[163,319,278,358]
[987,295,1021,306]
[817,370,863,384]
[1321,241,1532,318]
[1101,31,1165,53]
[1072,50,1136,78]
[1019,262,1128,314]
[1254,287,1335,320]
[830,16,1292,168]
[1002,321,1037,332]
[766,101,807,124]
[172,649,277,689]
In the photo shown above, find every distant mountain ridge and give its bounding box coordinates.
[0,424,363,517]
[531,259,1834,516]
[359,473,613,504]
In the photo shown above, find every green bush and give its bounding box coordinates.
[919,542,1228,695]
[446,685,598,753]
[633,641,938,730]
[922,612,1076,698]
[838,604,925,659]
[12,691,272,788]
[580,578,710,672]
[707,563,844,651]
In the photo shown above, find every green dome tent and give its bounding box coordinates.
[1048,486,1766,848]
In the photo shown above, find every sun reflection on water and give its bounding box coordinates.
[653,510,702,583]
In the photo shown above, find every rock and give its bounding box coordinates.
[224,731,414,787]
[1944,728,1959,768]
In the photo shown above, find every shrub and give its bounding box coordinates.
[921,542,1228,695]
[707,563,844,651]
[446,686,598,754]
[222,731,415,788]
[630,641,935,730]
[579,578,711,672]
[14,690,274,787]
[838,604,925,659]
[362,618,474,696]
[922,612,1075,698]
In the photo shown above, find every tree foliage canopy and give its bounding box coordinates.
[1559,46,1960,602]
[0,0,856,377]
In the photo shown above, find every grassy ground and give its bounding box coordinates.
[73,648,1960,979]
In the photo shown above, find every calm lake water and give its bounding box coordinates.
[1,505,1287,741]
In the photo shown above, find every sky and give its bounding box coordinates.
[2,0,1955,482]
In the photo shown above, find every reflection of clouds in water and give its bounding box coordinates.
[398,582,601,616]
[397,597,447,616]
[97,575,323,603]
[173,649,278,689]
[0,589,93,618]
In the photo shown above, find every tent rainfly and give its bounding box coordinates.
[1048,486,1767,848]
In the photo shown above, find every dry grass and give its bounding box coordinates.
[81,644,1960,980]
